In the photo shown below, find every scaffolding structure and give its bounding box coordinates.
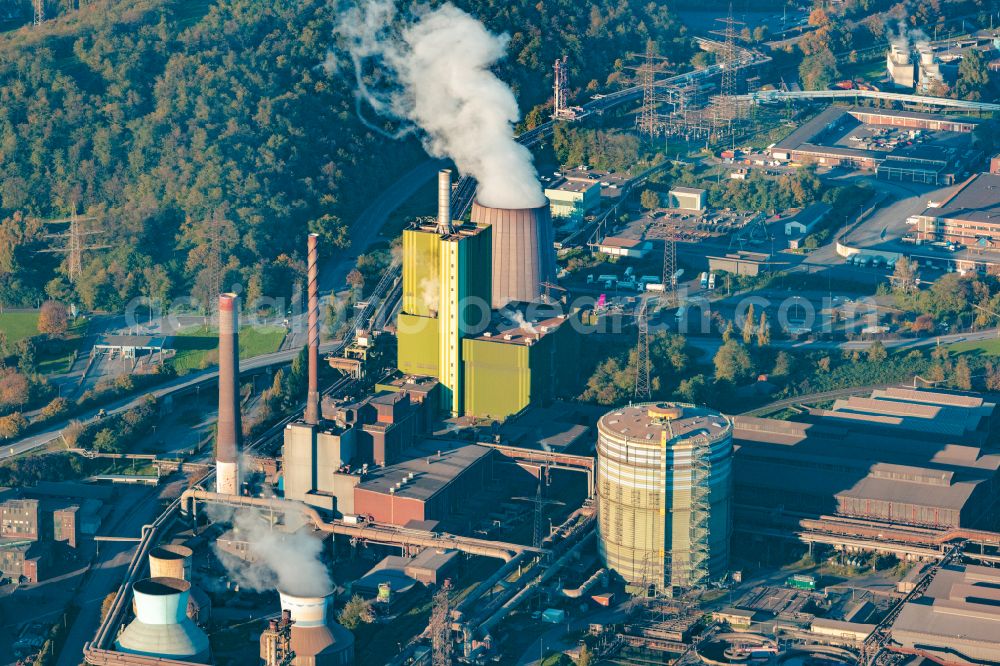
[687,434,713,589]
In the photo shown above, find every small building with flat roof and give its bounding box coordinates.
[668,186,707,212]
[545,177,601,218]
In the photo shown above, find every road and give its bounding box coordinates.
[1,341,341,461]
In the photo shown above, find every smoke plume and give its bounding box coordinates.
[209,505,333,597]
[333,0,546,209]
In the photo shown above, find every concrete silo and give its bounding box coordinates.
[115,577,210,662]
[596,403,733,594]
[470,200,556,308]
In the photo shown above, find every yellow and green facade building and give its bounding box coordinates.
[396,221,576,421]
[397,222,491,416]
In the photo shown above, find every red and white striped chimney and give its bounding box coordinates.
[216,293,242,495]
[304,233,321,425]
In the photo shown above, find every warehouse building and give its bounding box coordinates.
[891,563,1000,664]
[911,173,1000,249]
[769,106,980,185]
[353,440,493,527]
[733,388,999,529]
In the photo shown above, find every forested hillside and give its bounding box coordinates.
[0,0,687,311]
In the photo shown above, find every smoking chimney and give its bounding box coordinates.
[216,293,242,495]
[304,234,321,425]
[437,169,453,234]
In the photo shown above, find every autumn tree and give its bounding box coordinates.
[713,339,755,383]
[640,189,661,210]
[38,301,69,338]
[953,356,972,391]
[339,595,374,630]
[0,412,27,439]
[742,304,756,345]
[756,311,771,346]
[0,371,29,408]
[866,340,888,363]
[953,49,991,102]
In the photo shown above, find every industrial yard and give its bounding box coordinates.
[2,1,1000,666]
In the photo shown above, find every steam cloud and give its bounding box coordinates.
[333,0,546,209]
[209,505,333,597]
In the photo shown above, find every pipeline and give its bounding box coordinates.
[478,530,596,638]
[562,567,606,599]
[182,489,524,561]
[454,550,532,617]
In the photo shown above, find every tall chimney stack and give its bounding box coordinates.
[304,233,321,425]
[437,169,453,234]
[216,293,242,495]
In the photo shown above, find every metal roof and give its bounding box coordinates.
[355,441,491,502]
[920,172,1000,225]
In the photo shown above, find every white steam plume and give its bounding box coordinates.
[209,505,333,597]
[333,0,546,209]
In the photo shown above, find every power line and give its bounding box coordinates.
[38,208,109,281]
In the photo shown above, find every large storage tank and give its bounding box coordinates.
[116,577,210,662]
[596,403,733,594]
[259,590,354,665]
[470,200,556,308]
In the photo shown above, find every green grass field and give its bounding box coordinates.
[0,311,40,344]
[168,325,287,374]
[945,337,1000,356]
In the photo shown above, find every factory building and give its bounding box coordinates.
[0,495,82,582]
[396,170,569,421]
[398,171,493,415]
[912,172,1000,249]
[462,304,577,420]
[596,403,734,593]
[544,177,600,218]
[282,381,438,514]
[733,388,999,529]
[352,440,494,527]
[891,563,1000,664]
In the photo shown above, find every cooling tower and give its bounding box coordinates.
[116,577,210,663]
[470,200,556,308]
[216,293,242,495]
[260,590,355,665]
[149,545,192,580]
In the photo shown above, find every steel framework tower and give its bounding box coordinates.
[33,0,44,25]
[553,56,568,117]
[662,238,677,305]
[634,299,651,400]
[40,209,108,280]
